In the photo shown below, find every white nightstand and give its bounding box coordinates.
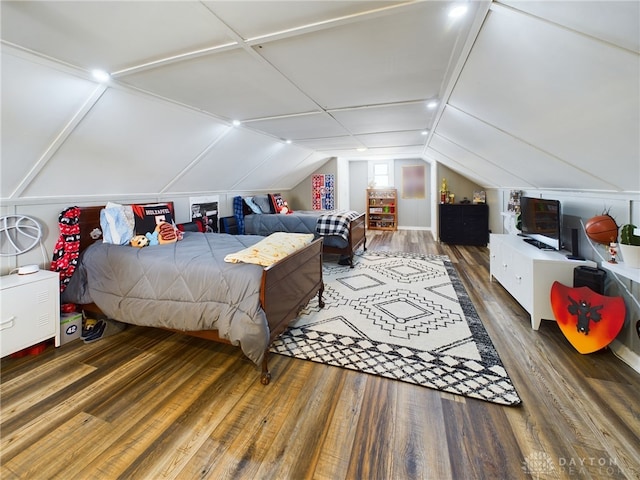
[0,270,60,357]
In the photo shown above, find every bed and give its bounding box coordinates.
[63,205,325,385]
[236,196,366,267]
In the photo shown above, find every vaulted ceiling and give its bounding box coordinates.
[1,1,638,201]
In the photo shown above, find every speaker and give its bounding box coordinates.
[573,266,607,295]
[571,228,579,256]
[566,228,586,260]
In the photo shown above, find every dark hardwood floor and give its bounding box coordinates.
[2,230,639,479]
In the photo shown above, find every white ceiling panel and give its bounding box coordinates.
[255,1,469,109]
[331,103,435,135]
[121,48,320,122]
[0,1,230,73]
[356,131,425,148]
[436,106,618,191]
[425,147,499,189]
[448,6,640,191]
[268,153,336,191]
[168,128,288,193]
[1,50,98,197]
[204,1,402,40]
[232,146,314,191]
[427,135,532,189]
[2,1,638,200]
[23,88,230,197]
[498,0,640,53]
[246,112,350,140]
[295,136,364,151]
[332,145,424,158]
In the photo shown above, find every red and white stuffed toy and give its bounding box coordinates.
[156,221,182,244]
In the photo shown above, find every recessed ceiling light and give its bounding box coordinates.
[232,120,241,126]
[426,100,438,110]
[91,69,111,83]
[449,5,468,18]
[285,139,292,144]
[421,130,428,136]
[357,147,367,152]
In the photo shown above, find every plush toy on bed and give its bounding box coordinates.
[156,221,181,244]
[280,201,293,215]
[130,235,150,248]
[145,231,159,246]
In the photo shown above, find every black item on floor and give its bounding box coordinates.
[219,216,239,234]
[573,266,606,295]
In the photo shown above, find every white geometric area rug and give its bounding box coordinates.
[270,251,522,406]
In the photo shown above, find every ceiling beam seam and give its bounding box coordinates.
[244,1,421,45]
[443,104,623,191]
[199,2,369,149]
[491,1,639,55]
[0,40,89,77]
[8,85,108,199]
[267,152,327,190]
[228,145,286,190]
[110,42,239,78]
[427,150,498,190]
[159,126,234,194]
[422,1,492,155]
[428,133,537,189]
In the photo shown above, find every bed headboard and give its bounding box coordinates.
[77,202,175,253]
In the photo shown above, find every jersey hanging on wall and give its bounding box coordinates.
[312,174,334,210]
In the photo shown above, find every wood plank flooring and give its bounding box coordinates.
[2,230,639,479]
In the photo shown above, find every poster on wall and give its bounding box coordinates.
[189,195,219,232]
[401,165,425,199]
[312,174,335,210]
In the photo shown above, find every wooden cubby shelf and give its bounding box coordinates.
[367,188,397,231]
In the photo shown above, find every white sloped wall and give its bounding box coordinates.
[427,1,640,193]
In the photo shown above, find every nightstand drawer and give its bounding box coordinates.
[1,270,60,357]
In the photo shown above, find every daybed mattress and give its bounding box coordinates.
[63,232,272,364]
[244,210,348,249]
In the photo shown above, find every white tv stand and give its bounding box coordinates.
[489,234,596,330]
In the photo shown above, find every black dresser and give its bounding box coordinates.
[439,204,489,246]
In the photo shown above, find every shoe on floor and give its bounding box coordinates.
[338,256,351,266]
[81,317,100,339]
[83,319,127,344]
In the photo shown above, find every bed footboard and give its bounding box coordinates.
[323,213,367,268]
[260,237,324,383]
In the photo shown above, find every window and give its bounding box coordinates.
[373,163,389,187]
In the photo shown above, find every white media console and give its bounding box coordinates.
[489,234,596,330]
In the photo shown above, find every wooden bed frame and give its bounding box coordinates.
[77,204,325,385]
[242,211,367,268]
[322,212,367,268]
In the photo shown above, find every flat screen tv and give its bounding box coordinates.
[520,196,562,250]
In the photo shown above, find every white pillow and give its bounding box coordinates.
[244,196,262,214]
[100,203,134,245]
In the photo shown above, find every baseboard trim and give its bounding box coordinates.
[610,339,640,374]
[397,226,431,231]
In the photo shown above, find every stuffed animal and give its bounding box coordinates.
[145,231,159,246]
[280,201,293,215]
[130,235,149,248]
[156,221,180,244]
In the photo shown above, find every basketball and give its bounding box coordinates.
[585,215,619,245]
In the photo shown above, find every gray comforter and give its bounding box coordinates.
[62,232,270,365]
[244,210,348,248]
